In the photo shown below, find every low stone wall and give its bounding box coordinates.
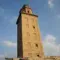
[5,57,28,60]
[5,56,60,60]
[44,56,60,60]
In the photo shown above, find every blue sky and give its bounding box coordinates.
[0,0,60,59]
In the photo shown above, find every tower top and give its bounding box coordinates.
[20,4,32,14]
[16,4,38,24]
[22,4,29,8]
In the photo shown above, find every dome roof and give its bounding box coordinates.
[22,4,30,8]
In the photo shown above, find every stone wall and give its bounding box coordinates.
[44,56,60,60]
[5,56,60,60]
[5,58,28,60]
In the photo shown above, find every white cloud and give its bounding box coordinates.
[48,0,54,8]
[3,41,17,47]
[43,34,60,56]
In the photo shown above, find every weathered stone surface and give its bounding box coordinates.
[16,4,44,60]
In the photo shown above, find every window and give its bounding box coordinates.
[28,10,29,13]
[37,54,40,57]
[35,44,38,47]
[33,26,35,29]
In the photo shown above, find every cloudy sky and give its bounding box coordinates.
[0,0,60,60]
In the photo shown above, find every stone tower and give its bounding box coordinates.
[16,4,44,60]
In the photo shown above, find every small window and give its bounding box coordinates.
[28,10,29,13]
[35,44,38,47]
[37,54,40,57]
[33,26,35,29]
